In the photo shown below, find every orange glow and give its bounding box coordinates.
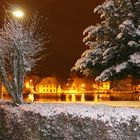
[12,9,24,18]
[25,82,30,89]
[66,94,70,102]
[81,94,85,101]
[94,95,98,102]
[81,84,85,88]
[64,88,79,94]
[28,93,34,102]
[72,94,76,101]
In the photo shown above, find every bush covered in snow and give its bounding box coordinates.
[0,102,140,140]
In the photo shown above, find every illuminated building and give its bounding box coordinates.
[36,77,62,93]
[93,81,110,91]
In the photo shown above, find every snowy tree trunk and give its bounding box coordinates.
[11,50,25,104]
[0,50,24,104]
[0,52,15,102]
[0,12,46,105]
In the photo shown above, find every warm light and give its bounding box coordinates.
[93,84,97,88]
[72,94,76,102]
[94,94,98,102]
[81,94,85,102]
[99,95,102,98]
[65,89,79,94]
[66,94,70,102]
[28,93,34,102]
[12,10,24,18]
[25,82,30,89]
[72,83,75,86]
[30,86,35,93]
[81,84,85,88]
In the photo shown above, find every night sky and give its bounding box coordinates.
[1,0,103,79]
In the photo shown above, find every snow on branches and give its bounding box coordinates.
[73,0,140,81]
[0,12,47,104]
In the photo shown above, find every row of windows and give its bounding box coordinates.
[42,85,60,88]
[42,89,56,92]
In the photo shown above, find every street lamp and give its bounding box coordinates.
[5,8,24,21]
[12,10,24,18]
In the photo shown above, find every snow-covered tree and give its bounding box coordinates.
[72,0,140,81]
[0,13,46,104]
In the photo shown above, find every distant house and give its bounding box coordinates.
[93,81,110,91]
[111,76,140,92]
[133,84,140,92]
[36,77,62,93]
[99,81,110,91]
[136,85,140,92]
[65,77,110,92]
[24,75,41,93]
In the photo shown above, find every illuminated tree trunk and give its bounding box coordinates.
[0,12,46,105]
[0,50,25,104]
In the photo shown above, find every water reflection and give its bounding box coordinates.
[32,92,140,102]
[2,92,140,102]
[81,94,85,102]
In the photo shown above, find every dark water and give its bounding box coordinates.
[2,92,140,102]
[32,92,140,102]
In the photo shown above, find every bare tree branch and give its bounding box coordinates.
[0,11,47,104]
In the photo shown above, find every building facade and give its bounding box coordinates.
[36,77,62,93]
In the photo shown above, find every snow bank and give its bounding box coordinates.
[0,102,140,140]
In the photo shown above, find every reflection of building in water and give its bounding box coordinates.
[36,77,62,93]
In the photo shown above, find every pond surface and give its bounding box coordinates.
[2,92,140,102]
[32,92,140,102]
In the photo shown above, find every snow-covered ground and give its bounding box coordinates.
[34,101,140,107]
[1,101,140,140]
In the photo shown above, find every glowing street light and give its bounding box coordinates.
[81,84,85,88]
[4,8,24,24]
[12,10,24,18]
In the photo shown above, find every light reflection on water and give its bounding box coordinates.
[3,92,140,102]
[31,92,140,102]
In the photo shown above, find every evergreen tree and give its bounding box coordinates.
[72,0,140,81]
